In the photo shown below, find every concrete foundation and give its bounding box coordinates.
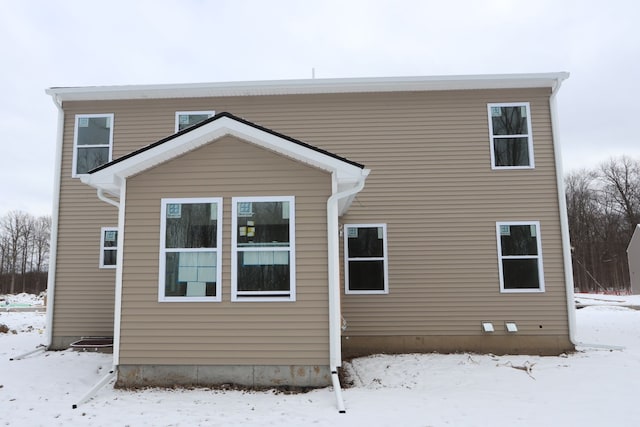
[342,334,575,358]
[116,364,331,388]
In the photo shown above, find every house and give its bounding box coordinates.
[45,73,576,398]
[628,225,640,295]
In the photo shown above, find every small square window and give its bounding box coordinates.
[496,221,545,292]
[175,111,215,132]
[487,103,534,169]
[73,114,114,176]
[344,224,389,294]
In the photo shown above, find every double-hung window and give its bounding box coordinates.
[344,224,388,294]
[175,111,215,132]
[231,196,295,301]
[73,114,114,176]
[99,227,118,269]
[487,103,534,169]
[496,221,544,292]
[159,198,222,302]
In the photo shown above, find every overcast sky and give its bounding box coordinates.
[1,0,639,218]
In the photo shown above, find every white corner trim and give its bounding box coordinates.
[45,96,64,348]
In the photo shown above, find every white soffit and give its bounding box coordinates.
[81,115,367,195]
[46,72,570,101]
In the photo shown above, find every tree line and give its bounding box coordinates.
[566,156,639,292]
[0,211,51,294]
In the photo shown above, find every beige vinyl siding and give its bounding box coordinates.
[119,136,331,365]
[54,86,570,353]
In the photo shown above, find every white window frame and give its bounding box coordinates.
[487,102,534,170]
[99,227,118,269]
[231,196,296,302]
[496,221,545,293]
[344,223,389,294]
[175,111,215,132]
[158,197,223,302]
[72,113,114,178]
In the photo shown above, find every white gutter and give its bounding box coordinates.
[326,169,369,413]
[549,74,577,346]
[44,94,65,348]
[46,72,570,102]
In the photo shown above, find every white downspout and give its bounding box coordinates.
[44,94,64,349]
[112,180,126,367]
[550,75,577,346]
[72,181,123,408]
[326,170,369,413]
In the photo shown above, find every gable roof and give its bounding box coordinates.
[81,112,369,213]
[46,72,569,102]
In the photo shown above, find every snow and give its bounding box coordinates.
[1,295,640,426]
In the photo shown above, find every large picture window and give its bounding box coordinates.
[487,103,534,169]
[99,227,118,269]
[496,221,545,292]
[231,196,295,301]
[344,224,388,294]
[175,111,215,132]
[159,198,222,302]
[73,114,114,176]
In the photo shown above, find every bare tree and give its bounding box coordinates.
[1,211,27,294]
[566,156,640,292]
[599,156,640,234]
[0,211,51,294]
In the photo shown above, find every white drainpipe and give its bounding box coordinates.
[326,170,369,413]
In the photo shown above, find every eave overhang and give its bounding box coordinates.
[81,112,369,214]
[46,72,569,101]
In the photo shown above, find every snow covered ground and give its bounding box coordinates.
[1,294,640,426]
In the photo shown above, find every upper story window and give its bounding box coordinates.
[487,103,534,169]
[73,114,114,176]
[159,198,223,302]
[344,224,389,294]
[496,221,545,293]
[175,111,215,132]
[231,196,296,302]
[99,227,118,269]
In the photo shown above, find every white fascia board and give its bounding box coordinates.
[46,72,570,101]
[81,116,367,195]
